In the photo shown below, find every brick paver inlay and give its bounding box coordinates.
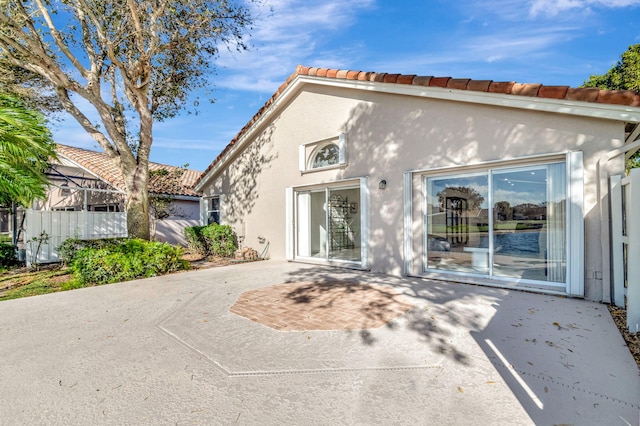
[230,281,414,331]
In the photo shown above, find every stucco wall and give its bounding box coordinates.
[152,199,200,246]
[201,84,625,300]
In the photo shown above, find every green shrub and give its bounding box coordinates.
[71,239,189,285]
[0,243,17,268]
[201,223,237,257]
[183,225,208,254]
[184,223,237,257]
[57,237,127,265]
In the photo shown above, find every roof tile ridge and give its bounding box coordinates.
[196,64,640,186]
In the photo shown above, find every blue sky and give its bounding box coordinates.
[52,0,640,172]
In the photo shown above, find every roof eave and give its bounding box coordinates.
[151,193,201,201]
[195,74,640,191]
[52,152,120,190]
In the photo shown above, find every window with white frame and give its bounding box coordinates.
[424,161,569,287]
[286,177,369,269]
[206,196,221,224]
[299,134,347,173]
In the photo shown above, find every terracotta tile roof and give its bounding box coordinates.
[55,144,202,197]
[197,65,640,185]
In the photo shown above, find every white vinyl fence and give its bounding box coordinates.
[25,209,127,265]
[611,168,640,334]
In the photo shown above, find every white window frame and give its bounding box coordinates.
[405,152,584,296]
[299,133,347,173]
[201,195,223,225]
[286,177,368,269]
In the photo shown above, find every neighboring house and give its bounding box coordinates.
[41,144,202,245]
[195,65,640,302]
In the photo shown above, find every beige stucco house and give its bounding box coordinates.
[43,144,202,245]
[195,65,640,302]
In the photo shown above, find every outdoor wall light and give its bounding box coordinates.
[379,179,387,190]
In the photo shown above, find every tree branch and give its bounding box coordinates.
[54,86,116,157]
[33,0,89,78]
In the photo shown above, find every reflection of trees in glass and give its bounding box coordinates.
[494,201,512,221]
[437,186,485,211]
[312,144,339,168]
[513,203,546,220]
[494,201,548,221]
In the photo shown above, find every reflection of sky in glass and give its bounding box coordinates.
[428,164,566,209]
[429,175,489,209]
[493,168,547,206]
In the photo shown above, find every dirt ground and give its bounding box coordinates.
[608,305,640,369]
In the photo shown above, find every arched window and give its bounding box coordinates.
[310,143,339,169]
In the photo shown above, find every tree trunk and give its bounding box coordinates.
[121,158,150,240]
[126,187,150,240]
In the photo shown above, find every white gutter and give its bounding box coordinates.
[155,194,200,201]
[196,75,640,192]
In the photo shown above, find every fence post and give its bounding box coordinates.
[610,175,624,307]
[627,169,640,333]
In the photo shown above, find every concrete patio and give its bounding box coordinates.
[0,260,638,425]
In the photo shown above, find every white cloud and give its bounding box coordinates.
[365,25,579,78]
[529,0,640,16]
[213,0,375,93]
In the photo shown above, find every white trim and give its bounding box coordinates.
[196,73,640,191]
[298,133,348,174]
[419,156,575,293]
[218,194,225,224]
[403,172,413,275]
[163,195,200,202]
[297,75,640,123]
[199,198,206,225]
[285,187,293,260]
[626,169,640,332]
[408,151,568,175]
[567,151,585,297]
[291,177,363,192]
[338,133,347,164]
[202,194,222,225]
[360,176,369,269]
[287,177,368,268]
[610,174,624,306]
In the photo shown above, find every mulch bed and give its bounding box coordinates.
[183,254,232,269]
[608,305,640,369]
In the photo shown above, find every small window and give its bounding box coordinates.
[299,134,347,173]
[0,209,9,233]
[207,196,220,224]
[92,205,119,212]
[311,143,340,169]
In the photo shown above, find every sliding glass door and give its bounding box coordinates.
[426,173,489,274]
[295,185,362,264]
[425,162,567,286]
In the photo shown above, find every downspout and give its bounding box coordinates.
[597,126,640,303]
